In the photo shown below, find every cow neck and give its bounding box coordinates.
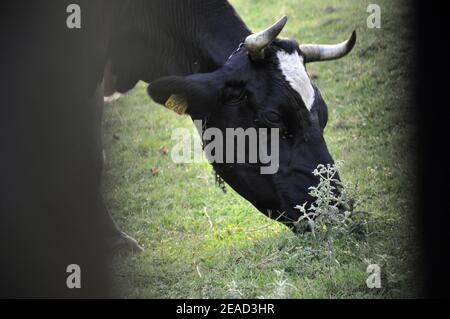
[134,0,251,74]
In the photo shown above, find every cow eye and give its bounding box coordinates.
[229,91,247,105]
[222,86,248,106]
[262,111,282,126]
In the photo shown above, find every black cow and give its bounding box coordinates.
[137,16,355,230]
[108,1,355,231]
[0,0,354,297]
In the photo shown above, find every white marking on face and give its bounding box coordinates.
[277,50,315,111]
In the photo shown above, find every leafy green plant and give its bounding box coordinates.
[226,280,245,299]
[294,162,355,265]
[258,270,297,299]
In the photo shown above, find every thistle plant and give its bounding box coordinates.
[294,161,354,265]
[258,270,297,299]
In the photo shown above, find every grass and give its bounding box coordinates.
[102,0,417,298]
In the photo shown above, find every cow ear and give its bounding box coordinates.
[148,73,223,117]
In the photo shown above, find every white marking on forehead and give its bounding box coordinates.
[277,50,315,111]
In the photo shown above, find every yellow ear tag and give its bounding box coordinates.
[165,94,188,115]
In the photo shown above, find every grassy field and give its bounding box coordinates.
[102,0,417,298]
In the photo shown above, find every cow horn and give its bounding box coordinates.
[299,31,357,63]
[245,16,288,60]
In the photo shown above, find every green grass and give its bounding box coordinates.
[102,0,417,298]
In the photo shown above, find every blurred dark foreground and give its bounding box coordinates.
[0,1,114,298]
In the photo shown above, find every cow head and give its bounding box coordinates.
[148,17,356,231]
